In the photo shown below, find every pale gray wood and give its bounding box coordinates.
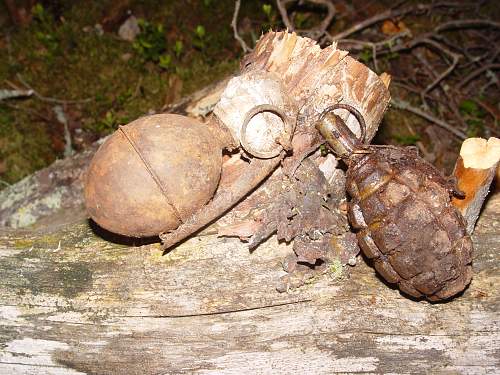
[0,191,499,374]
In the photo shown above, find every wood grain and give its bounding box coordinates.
[1,192,498,374]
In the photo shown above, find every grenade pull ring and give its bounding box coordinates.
[240,104,295,159]
[316,103,367,159]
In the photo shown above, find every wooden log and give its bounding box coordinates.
[0,191,499,374]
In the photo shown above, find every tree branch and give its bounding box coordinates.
[231,0,252,53]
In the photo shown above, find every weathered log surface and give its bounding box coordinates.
[0,190,499,374]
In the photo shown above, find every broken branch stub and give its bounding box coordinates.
[452,137,500,234]
[241,31,391,142]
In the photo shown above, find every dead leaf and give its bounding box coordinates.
[381,20,408,35]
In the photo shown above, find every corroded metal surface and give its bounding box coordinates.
[317,104,473,301]
[347,147,473,301]
[84,114,222,237]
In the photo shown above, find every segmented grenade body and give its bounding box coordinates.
[316,104,473,301]
[346,147,473,301]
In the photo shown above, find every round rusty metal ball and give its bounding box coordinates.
[84,114,222,237]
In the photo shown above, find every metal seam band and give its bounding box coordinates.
[119,126,184,224]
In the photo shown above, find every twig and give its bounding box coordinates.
[364,32,468,132]
[276,0,336,39]
[5,34,14,64]
[275,0,293,31]
[308,0,336,38]
[0,89,33,101]
[338,31,411,72]
[16,74,93,104]
[480,70,499,94]
[1,102,52,121]
[435,19,500,32]
[328,8,393,41]
[391,98,467,139]
[456,63,500,90]
[416,47,467,130]
[338,30,410,50]
[129,76,143,102]
[298,0,336,39]
[412,50,437,109]
[420,38,461,96]
[231,0,252,53]
[473,99,499,135]
[53,105,74,158]
[327,2,467,41]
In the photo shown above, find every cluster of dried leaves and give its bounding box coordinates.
[215,149,359,291]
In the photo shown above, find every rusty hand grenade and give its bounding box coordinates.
[84,104,294,239]
[84,114,224,237]
[316,104,473,301]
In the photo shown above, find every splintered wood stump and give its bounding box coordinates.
[0,193,499,374]
[223,31,391,143]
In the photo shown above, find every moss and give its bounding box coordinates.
[0,0,245,188]
[13,238,36,249]
[0,108,53,186]
[12,232,61,251]
[329,259,345,280]
[23,260,93,299]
